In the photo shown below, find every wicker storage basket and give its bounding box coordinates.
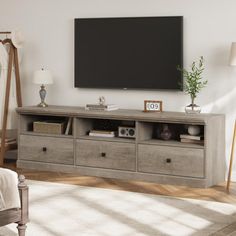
[33,121,65,135]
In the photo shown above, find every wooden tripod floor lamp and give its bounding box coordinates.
[227,42,236,191]
[0,31,22,167]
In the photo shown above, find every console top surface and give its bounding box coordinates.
[16,105,224,124]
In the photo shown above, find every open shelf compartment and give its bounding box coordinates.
[76,118,136,142]
[138,121,205,148]
[19,114,74,136]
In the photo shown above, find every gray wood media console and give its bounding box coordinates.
[16,106,225,187]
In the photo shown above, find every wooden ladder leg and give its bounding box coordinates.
[0,45,14,166]
[13,47,22,107]
[227,120,236,191]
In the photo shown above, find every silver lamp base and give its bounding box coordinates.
[37,84,48,107]
[37,101,48,107]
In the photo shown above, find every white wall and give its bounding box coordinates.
[1,0,236,179]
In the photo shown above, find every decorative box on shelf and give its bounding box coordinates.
[33,120,65,135]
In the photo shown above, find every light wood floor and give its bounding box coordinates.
[4,162,236,204]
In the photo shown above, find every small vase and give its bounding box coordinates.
[188,125,201,136]
[185,103,201,114]
[160,124,172,140]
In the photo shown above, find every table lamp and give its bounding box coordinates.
[33,69,53,107]
[227,42,236,190]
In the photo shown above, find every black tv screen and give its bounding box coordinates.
[74,16,183,90]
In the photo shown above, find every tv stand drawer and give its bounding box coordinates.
[19,135,74,165]
[138,144,204,178]
[76,140,136,171]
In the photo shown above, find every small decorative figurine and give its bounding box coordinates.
[99,96,106,106]
[160,124,172,140]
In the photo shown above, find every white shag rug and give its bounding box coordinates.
[1,180,236,236]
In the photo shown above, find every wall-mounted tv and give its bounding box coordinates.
[74,16,183,90]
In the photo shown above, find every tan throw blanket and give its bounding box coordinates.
[0,168,20,211]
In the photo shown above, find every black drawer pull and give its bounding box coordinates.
[166,158,171,163]
[101,152,106,157]
[42,147,47,152]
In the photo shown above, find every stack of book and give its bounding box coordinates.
[89,130,115,138]
[180,134,204,145]
[0,137,17,149]
[85,104,119,111]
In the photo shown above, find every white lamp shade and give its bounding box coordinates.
[33,69,53,85]
[229,42,236,66]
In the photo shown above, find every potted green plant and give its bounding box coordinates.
[177,56,207,113]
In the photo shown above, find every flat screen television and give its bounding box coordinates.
[74,16,183,90]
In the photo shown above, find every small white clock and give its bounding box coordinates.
[144,100,162,112]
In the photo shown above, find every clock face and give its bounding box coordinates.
[144,100,162,112]
[146,102,160,111]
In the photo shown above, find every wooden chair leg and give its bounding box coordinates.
[17,224,27,236]
[227,120,236,191]
[17,175,29,236]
